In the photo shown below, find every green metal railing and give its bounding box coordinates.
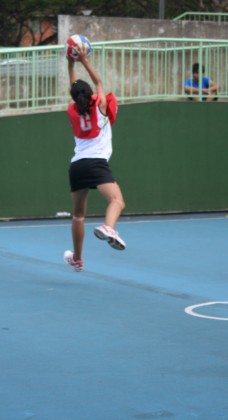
[0,38,228,114]
[173,12,228,22]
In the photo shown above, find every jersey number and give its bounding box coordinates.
[80,115,92,131]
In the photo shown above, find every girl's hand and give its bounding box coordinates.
[73,45,89,63]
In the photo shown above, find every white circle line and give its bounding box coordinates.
[185,301,228,321]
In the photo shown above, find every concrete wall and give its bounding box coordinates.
[58,16,228,43]
[58,16,228,103]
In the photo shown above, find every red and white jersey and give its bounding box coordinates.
[67,95,112,162]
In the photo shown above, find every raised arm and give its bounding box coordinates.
[68,59,77,87]
[73,46,107,115]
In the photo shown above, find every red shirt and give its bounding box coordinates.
[67,95,102,139]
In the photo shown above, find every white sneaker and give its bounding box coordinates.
[63,250,83,271]
[94,225,126,251]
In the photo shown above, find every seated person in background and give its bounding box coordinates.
[184,62,219,101]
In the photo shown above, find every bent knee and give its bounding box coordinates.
[113,198,125,211]
[121,199,126,211]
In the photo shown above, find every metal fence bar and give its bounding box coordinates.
[120,49,125,103]
[138,49,142,98]
[1,38,228,114]
[173,12,228,22]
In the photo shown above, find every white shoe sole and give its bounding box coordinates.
[94,227,126,251]
[108,237,126,251]
[94,227,108,240]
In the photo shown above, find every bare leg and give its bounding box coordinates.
[71,189,88,260]
[206,96,218,102]
[206,97,214,102]
[97,182,125,228]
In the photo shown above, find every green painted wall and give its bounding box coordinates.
[0,102,228,218]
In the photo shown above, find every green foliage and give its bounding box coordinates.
[0,0,83,46]
[1,0,228,46]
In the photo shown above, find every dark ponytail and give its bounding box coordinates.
[70,79,94,115]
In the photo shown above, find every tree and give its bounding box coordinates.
[166,0,228,18]
[0,0,90,47]
[1,0,228,47]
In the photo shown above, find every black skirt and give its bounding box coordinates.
[69,158,115,192]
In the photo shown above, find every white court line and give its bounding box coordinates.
[185,302,228,321]
[0,215,227,229]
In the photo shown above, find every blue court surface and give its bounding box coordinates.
[0,213,228,420]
